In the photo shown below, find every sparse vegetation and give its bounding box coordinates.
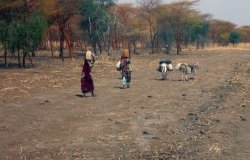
[1,0,250,66]
[0,1,250,159]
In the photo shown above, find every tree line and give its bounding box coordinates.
[1,0,250,67]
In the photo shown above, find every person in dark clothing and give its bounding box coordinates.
[120,55,131,89]
[81,60,96,97]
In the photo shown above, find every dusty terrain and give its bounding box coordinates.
[0,49,249,160]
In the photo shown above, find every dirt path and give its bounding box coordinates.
[0,50,249,159]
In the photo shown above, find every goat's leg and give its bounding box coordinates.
[194,70,197,79]
[161,72,165,80]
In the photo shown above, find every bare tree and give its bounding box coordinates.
[137,0,161,53]
[209,19,236,47]
[238,26,250,45]
[116,4,134,48]
[165,0,200,55]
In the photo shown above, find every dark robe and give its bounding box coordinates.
[81,60,94,93]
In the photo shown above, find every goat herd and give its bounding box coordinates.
[156,60,199,81]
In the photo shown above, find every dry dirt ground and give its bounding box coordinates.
[0,49,249,160]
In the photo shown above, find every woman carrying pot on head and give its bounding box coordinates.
[81,59,96,97]
[120,49,132,89]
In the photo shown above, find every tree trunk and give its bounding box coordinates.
[59,30,65,62]
[77,36,84,51]
[31,50,36,57]
[18,50,21,68]
[28,52,34,66]
[133,41,136,54]
[196,40,200,49]
[201,42,205,49]
[49,37,54,61]
[98,43,102,54]
[11,47,16,59]
[57,15,70,62]
[66,23,75,60]
[176,41,181,55]
[4,49,8,67]
[148,15,154,54]
[23,52,26,68]
[107,36,111,51]
[114,24,118,50]
[64,31,74,60]
[153,32,158,50]
[150,32,154,54]
[48,26,55,61]
[92,44,97,56]
[175,32,181,55]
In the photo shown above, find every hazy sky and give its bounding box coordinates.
[117,0,250,27]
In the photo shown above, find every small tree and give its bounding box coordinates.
[79,0,115,54]
[164,0,200,55]
[7,13,47,68]
[156,5,174,53]
[209,19,236,47]
[191,20,210,49]
[0,21,9,66]
[7,21,24,67]
[218,33,230,46]
[159,24,174,53]
[229,31,240,47]
[238,26,250,45]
